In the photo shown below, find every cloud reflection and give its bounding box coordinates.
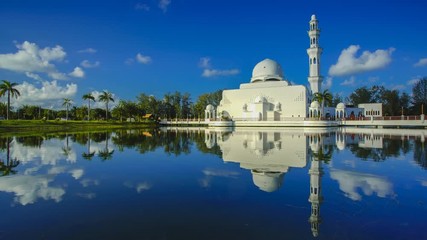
[330,169,395,201]
[199,168,240,188]
[0,175,65,205]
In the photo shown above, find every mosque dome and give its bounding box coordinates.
[251,170,284,192]
[250,59,285,83]
[336,102,346,109]
[310,101,320,108]
[311,14,316,21]
[205,104,215,111]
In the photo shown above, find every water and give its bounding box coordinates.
[0,127,426,240]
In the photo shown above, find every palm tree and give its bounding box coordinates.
[98,90,114,121]
[0,137,20,176]
[82,132,95,160]
[0,80,21,120]
[313,89,333,118]
[98,132,114,160]
[62,98,72,121]
[82,93,95,121]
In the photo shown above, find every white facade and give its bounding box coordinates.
[216,59,309,121]
[358,103,383,117]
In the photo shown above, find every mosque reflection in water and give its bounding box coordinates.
[0,127,426,239]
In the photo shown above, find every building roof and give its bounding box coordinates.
[250,58,285,83]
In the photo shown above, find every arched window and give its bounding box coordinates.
[313,57,317,64]
[313,38,316,44]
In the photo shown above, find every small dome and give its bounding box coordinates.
[310,101,320,108]
[254,96,267,103]
[336,102,346,109]
[311,14,316,21]
[250,59,284,83]
[251,170,284,192]
[205,104,215,111]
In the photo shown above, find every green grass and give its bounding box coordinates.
[0,119,158,135]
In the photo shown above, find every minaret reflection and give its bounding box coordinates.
[308,134,324,237]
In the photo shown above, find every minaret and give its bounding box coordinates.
[307,14,323,95]
[308,151,323,237]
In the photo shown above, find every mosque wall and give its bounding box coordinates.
[217,84,308,121]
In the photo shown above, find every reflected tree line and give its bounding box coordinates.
[0,130,426,176]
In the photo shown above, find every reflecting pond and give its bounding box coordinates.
[0,127,426,240]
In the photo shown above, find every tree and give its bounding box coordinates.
[62,98,72,121]
[82,93,95,121]
[381,89,400,116]
[98,90,114,120]
[193,90,223,119]
[331,93,343,107]
[411,77,427,114]
[349,86,372,106]
[313,89,332,117]
[0,80,21,120]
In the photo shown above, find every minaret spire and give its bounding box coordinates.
[308,135,324,237]
[307,14,323,95]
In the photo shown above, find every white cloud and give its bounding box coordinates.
[330,169,395,201]
[135,3,150,11]
[136,53,152,64]
[10,138,77,165]
[340,76,356,86]
[329,45,395,76]
[69,67,85,78]
[78,48,97,54]
[25,72,43,81]
[76,193,96,199]
[414,58,427,67]
[14,80,77,108]
[420,180,427,187]
[80,179,100,187]
[159,0,171,12]
[391,84,406,90]
[0,174,65,205]
[199,57,239,78]
[199,168,240,188]
[322,76,333,89]
[69,169,84,180]
[90,90,118,109]
[136,182,152,193]
[0,41,69,80]
[202,69,240,78]
[407,77,421,86]
[80,60,100,68]
[199,57,211,68]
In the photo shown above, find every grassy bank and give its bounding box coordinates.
[0,120,157,135]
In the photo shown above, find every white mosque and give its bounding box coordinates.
[205,15,382,127]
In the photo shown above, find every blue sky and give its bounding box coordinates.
[1,0,426,108]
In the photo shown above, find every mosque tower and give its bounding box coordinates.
[307,14,323,95]
[308,144,323,237]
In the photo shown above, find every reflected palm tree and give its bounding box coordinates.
[82,132,96,160]
[98,132,114,161]
[62,133,72,157]
[0,137,20,176]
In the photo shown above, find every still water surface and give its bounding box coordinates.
[0,127,426,240]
